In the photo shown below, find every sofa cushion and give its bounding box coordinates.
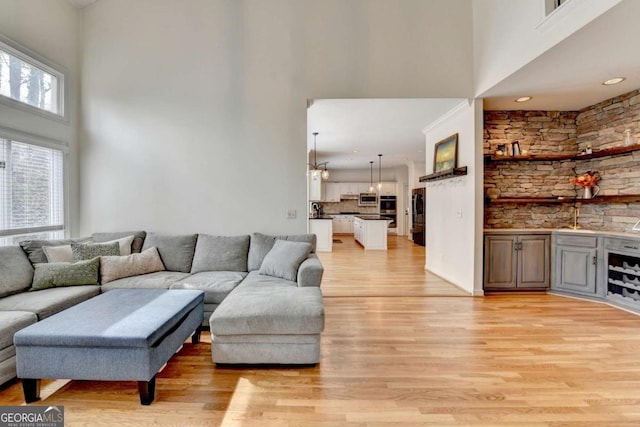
[71,241,120,261]
[141,232,197,273]
[190,234,250,273]
[100,247,165,284]
[100,271,190,292]
[210,284,324,336]
[259,240,312,282]
[0,311,38,349]
[19,238,91,265]
[247,233,317,271]
[0,285,100,320]
[0,246,34,298]
[92,231,146,254]
[31,258,100,291]
[171,271,247,304]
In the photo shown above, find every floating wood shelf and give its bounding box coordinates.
[486,144,640,162]
[419,166,468,182]
[487,195,640,205]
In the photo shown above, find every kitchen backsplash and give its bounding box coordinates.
[484,88,640,232]
[319,199,379,214]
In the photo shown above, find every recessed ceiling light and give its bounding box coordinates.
[352,149,359,153]
[515,96,532,103]
[603,77,625,85]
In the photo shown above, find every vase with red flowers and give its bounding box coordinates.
[570,171,600,199]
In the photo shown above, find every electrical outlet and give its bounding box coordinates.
[287,209,297,220]
[456,209,463,218]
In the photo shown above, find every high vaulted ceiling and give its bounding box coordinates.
[481,0,640,111]
[307,99,464,171]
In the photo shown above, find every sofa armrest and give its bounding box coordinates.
[297,254,323,287]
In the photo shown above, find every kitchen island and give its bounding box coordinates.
[354,215,391,250]
[309,216,333,252]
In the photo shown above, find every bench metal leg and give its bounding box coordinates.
[192,326,202,344]
[138,376,156,405]
[22,379,41,403]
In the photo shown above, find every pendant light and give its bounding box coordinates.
[369,161,374,192]
[377,154,383,191]
[308,132,329,179]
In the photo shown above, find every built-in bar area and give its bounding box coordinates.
[483,88,640,314]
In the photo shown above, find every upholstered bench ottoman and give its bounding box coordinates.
[14,289,204,405]
[209,279,324,365]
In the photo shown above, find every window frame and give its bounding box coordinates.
[0,33,68,122]
[0,126,69,242]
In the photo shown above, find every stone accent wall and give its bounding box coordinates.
[484,89,640,232]
[484,111,578,155]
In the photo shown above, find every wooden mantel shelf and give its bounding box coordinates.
[486,144,640,162]
[419,166,467,182]
[487,195,640,205]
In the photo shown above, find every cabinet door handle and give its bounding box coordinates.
[624,245,639,250]
[593,256,597,265]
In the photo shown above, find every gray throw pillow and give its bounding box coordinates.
[31,258,100,291]
[92,231,147,254]
[259,240,312,282]
[248,233,317,271]
[190,234,250,273]
[19,237,91,265]
[71,241,120,261]
[141,232,198,273]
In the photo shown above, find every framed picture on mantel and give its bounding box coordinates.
[433,133,458,173]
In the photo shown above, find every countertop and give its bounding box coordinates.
[354,215,391,221]
[484,228,640,239]
[309,215,334,220]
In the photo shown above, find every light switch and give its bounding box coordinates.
[456,209,463,218]
[287,209,297,219]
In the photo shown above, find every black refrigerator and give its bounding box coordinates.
[411,188,425,246]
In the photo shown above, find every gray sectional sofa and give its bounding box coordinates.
[0,231,325,386]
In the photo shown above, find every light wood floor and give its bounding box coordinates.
[321,235,469,297]
[2,237,640,426]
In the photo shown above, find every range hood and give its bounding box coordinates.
[340,194,358,200]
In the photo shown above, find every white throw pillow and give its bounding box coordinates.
[100,246,165,284]
[102,235,135,256]
[42,245,73,263]
[41,235,134,263]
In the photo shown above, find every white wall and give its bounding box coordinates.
[0,0,80,236]
[326,167,404,184]
[407,161,426,190]
[423,100,483,295]
[473,0,622,96]
[78,0,473,236]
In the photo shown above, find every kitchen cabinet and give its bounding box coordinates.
[333,215,354,234]
[324,183,341,202]
[551,233,599,297]
[309,218,333,252]
[354,216,389,250]
[484,232,550,291]
[339,183,359,196]
[309,173,322,201]
[379,182,396,196]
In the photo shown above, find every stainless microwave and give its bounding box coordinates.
[358,193,378,206]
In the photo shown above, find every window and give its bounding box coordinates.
[545,0,570,15]
[0,35,65,118]
[0,138,64,246]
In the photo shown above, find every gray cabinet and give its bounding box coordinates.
[552,234,598,297]
[484,233,550,291]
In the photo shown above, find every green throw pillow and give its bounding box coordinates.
[71,241,120,261]
[31,258,100,291]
